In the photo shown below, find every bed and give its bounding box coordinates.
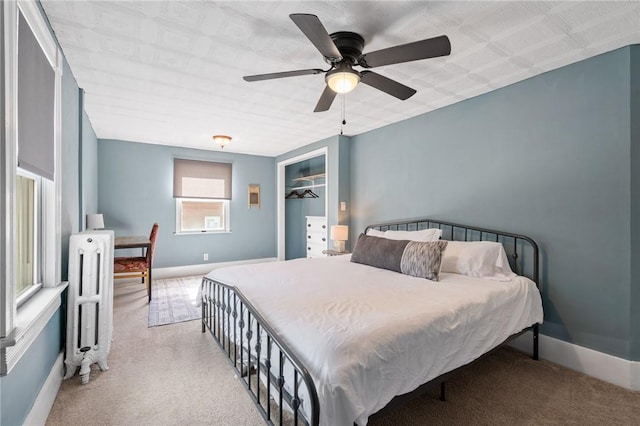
[200,218,543,425]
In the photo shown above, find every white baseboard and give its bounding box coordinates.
[24,352,64,426]
[153,257,277,280]
[509,331,640,391]
[632,360,640,390]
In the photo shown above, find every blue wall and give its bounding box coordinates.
[81,109,99,227]
[277,135,352,250]
[0,311,62,426]
[59,74,99,282]
[350,46,636,360]
[60,61,80,282]
[630,45,640,360]
[98,139,277,268]
[0,3,97,423]
[285,156,326,259]
[1,57,94,426]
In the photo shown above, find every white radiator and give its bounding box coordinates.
[64,230,114,384]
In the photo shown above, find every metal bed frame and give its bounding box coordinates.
[201,218,541,426]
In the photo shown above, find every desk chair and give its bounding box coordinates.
[114,223,158,302]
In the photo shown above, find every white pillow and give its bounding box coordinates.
[384,228,443,242]
[440,241,516,281]
[365,228,442,242]
[365,228,386,238]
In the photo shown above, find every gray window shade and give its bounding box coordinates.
[173,159,232,200]
[18,12,55,181]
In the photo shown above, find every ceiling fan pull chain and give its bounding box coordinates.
[340,95,347,134]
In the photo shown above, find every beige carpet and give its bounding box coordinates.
[47,279,640,426]
[47,279,263,426]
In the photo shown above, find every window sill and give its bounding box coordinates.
[0,282,68,375]
[174,230,232,235]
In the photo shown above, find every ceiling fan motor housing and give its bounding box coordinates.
[329,31,365,65]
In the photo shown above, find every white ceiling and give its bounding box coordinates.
[41,1,640,157]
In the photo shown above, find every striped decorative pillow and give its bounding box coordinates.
[351,234,448,281]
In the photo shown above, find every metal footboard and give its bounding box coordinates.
[201,277,320,426]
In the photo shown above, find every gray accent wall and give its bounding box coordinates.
[350,46,637,360]
[98,139,277,267]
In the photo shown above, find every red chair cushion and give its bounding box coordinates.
[114,256,148,272]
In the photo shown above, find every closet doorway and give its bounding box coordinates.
[277,147,328,260]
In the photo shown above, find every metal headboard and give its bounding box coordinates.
[364,218,539,288]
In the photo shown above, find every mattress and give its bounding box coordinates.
[204,255,543,426]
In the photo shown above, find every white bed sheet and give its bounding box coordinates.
[205,255,543,426]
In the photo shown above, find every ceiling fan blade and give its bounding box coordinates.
[314,85,337,112]
[360,71,416,100]
[358,35,451,68]
[290,14,342,61]
[243,69,324,82]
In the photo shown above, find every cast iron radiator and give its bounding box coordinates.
[64,231,114,384]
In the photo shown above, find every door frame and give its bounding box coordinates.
[276,147,328,260]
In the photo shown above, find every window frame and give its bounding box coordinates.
[1,0,64,376]
[15,168,43,307]
[175,197,231,234]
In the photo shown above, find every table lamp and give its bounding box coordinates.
[86,213,105,230]
[330,225,349,253]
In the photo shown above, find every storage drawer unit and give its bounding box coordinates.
[306,216,327,258]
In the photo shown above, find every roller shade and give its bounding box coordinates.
[173,159,232,200]
[18,12,55,181]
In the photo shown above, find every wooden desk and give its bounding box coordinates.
[115,236,151,251]
[114,236,152,301]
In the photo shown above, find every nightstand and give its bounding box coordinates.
[322,250,350,256]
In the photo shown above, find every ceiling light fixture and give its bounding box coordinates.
[325,64,360,94]
[213,135,232,149]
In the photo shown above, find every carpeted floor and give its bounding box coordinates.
[47,278,640,426]
[148,276,201,327]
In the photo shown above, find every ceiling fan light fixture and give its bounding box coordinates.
[326,66,360,94]
[213,134,232,149]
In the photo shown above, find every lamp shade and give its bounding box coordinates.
[86,213,104,230]
[325,64,360,94]
[330,225,349,241]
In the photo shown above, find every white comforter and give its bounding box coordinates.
[205,255,543,426]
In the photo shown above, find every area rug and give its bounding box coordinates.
[148,276,202,327]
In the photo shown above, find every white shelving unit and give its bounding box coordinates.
[290,173,326,190]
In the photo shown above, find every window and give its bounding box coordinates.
[16,171,43,306]
[173,159,232,233]
[2,0,63,375]
[176,198,229,232]
[12,7,55,306]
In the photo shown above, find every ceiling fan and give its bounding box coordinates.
[243,13,451,112]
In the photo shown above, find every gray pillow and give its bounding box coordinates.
[351,233,448,281]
